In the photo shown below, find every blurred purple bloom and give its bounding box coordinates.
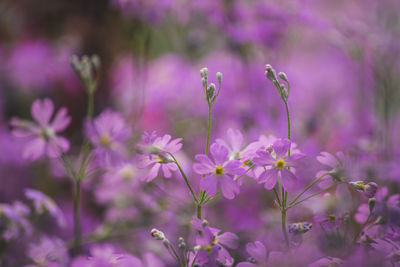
[237,241,267,267]
[25,188,66,228]
[137,131,182,182]
[253,138,305,192]
[86,109,131,165]
[11,98,71,160]
[26,236,69,267]
[193,143,245,199]
[191,218,238,266]
[0,201,31,240]
[71,244,142,267]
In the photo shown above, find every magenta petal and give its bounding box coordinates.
[317,152,338,168]
[200,176,218,196]
[220,176,239,199]
[46,137,70,158]
[31,98,54,126]
[51,107,71,132]
[210,143,229,164]
[143,163,160,182]
[253,150,275,166]
[193,162,213,175]
[194,154,215,169]
[280,169,298,192]
[272,138,291,158]
[258,169,278,190]
[218,232,238,249]
[246,241,266,264]
[23,138,46,160]
[227,128,243,152]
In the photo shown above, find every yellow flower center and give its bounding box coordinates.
[275,159,286,169]
[328,214,336,222]
[215,165,224,176]
[99,134,111,147]
[157,156,163,163]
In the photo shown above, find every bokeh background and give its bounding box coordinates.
[1,0,400,265]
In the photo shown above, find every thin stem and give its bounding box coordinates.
[273,187,281,208]
[287,182,344,209]
[234,164,255,181]
[280,187,290,249]
[87,91,94,118]
[73,179,82,255]
[284,100,291,151]
[168,153,198,203]
[197,104,212,219]
[354,213,372,242]
[289,173,329,206]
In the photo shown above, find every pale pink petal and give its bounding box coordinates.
[272,138,291,158]
[51,107,71,132]
[23,138,46,160]
[200,176,218,196]
[258,169,278,190]
[31,98,54,126]
[280,169,298,192]
[218,232,238,249]
[210,143,228,164]
[220,176,239,199]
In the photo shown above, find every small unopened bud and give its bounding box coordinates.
[201,219,209,227]
[206,83,216,101]
[278,72,289,83]
[216,72,222,84]
[202,77,207,88]
[162,239,171,249]
[70,55,81,71]
[151,228,166,241]
[364,182,378,198]
[265,64,277,81]
[349,181,366,191]
[200,67,208,78]
[91,55,101,70]
[368,198,376,213]
[178,237,186,250]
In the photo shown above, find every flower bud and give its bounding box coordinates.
[151,228,166,241]
[206,83,216,101]
[216,72,222,84]
[368,198,376,213]
[364,182,378,198]
[349,181,366,191]
[288,222,312,234]
[202,77,207,88]
[91,55,101,70]
[278,72,289,83]
[200,67,208,78]
[178,237,186,250]
[201,219,209,227]
[265,64,277,81]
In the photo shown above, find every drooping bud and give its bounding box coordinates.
[349,181,366,191]
[368,198,376,213]
[364,182,378,198]
[206,83,216,103]
[278,72,289,83]
[70,54,100,94]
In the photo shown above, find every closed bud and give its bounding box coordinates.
[216,72,222,84]
[200,67,208,78]
[91,55,101,70]
[288,222,312,234]
[265,64,277,81]
[201,219,209,227]
[202,77,207,88]
[207,83,216,100]
[278,72,289,83]
[70,55,81,72]
[162,239,171,249]
[368,198,376,212]
[178,237,186,250]
[151,228,166,241]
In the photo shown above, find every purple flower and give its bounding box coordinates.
[137,132,182,182]
[86,109,131,165]
[71,244,142,267]
[11,98,71,160]
[253,138,305,192]
[0,201,32,240]
[193,143,246,199]
[25,188,66,228]
[26,236,69,267]
[191,218,238,266]
[237,241,267,267]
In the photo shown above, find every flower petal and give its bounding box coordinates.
[280,169,298,192]
[272,138,291,158]
[258,169,278,190]
[51,107,71,132]
[31,98,54,126]
[220,176,240,199]
[218,232,238,249]
[23,138,46,160]
[200,176,218,196]
[210,143,229,164]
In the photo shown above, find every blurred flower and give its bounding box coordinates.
[10,98,71,160]
[137,131,182,182]
[193,143,245,199]
[191,218,238,266]
[253,138,305,192]
[26,236,69,267]
[0,201,31,240]
[236,241,267,267]
[25,188,66,228]
[86,109,131,166]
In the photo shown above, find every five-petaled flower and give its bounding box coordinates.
[253,138,305,192]
[137,132,182,182]
[193,143,246,199]
[11,98,71,160]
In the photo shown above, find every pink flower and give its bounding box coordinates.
[11,98,71,160]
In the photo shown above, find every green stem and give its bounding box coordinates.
[197,104,212,219]
[281,207,290,249]
[73,179,82,255]
[234,164,255,181]
[87,91,94,118]
[354,213,372,242]
[273,187,281,208]
[289,173,329,206]
[287,182,344,209]
[284,100,291,154]
[169,153,198,203]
